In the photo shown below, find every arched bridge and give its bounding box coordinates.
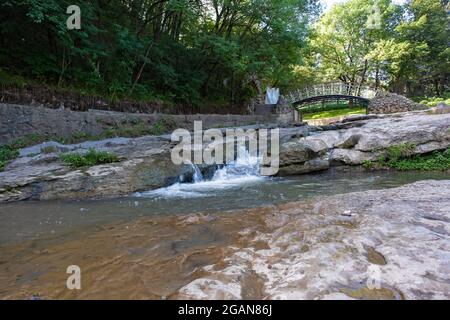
[286,82,378,108]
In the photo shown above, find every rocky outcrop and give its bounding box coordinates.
[0,136,193,202]
[176,180,450,300]
[278,137,330,175]
[0,107,449,202]
[277,108,450,174]
[368,92,426,114]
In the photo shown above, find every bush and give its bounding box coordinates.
[417,92,450,107]
[372,143,450,171]
[362,160,373,169]
[0,145,20,171]
[387,142,416,161]
[59,148,119,168]
[387,149,450,171]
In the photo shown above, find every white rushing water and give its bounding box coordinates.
[135,148,266,199]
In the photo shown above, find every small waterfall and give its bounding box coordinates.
[209,148,260,182]
[135,147,264,198]
[190,163,204,183]
[188,147,260,184]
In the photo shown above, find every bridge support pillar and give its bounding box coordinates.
[293,109,300,123]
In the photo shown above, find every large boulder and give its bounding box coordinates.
[0,137,191,202]
[277,110,450,173]
[278,138,330,175]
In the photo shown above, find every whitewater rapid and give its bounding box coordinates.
[134,149,266,199]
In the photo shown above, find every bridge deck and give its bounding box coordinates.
[286,82,377,106]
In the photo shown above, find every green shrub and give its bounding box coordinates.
[387,142,416,161]
[387,149,450,171]
[362,160,373,169]
[377,143,450,171]
[0,145,19,171]
[59,148,119,168]
[417,92,450,107]
[377,154,387,167]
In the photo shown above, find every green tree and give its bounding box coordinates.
[309,0,402,89]
[0,0,320,109]
[394,0,449,95]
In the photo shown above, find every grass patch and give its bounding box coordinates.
[299,101,366,114]
[59,148,119,168]
[364,143,450,171]
[0,145,19,171]
[387,142,417,161]
[362,160,373,169]
[303,107,366,120]
[387,149,450,171]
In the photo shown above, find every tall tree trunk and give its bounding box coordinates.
[358,59,369,95]
[130,41,153,94]
[375,65,380,90]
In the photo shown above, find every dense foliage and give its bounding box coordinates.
[0,0,447,110]
[308,0,449,96]
[0,0,319,108]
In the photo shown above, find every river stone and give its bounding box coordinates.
[278,138,330,175]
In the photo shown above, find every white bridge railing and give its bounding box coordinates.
[286,82,377,105]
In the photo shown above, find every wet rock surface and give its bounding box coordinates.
[176,180,450,300]
[0,180,448,299]
[1,108,449,202]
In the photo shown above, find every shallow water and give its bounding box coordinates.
[0,170,449,245]
[0,169,449,299]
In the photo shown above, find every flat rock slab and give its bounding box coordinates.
[177,180,450,300]
[0,180,448,299]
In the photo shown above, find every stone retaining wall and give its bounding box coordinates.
[368,92,426,114]
[0,103,290,145]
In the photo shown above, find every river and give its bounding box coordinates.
[0,153,449,299]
